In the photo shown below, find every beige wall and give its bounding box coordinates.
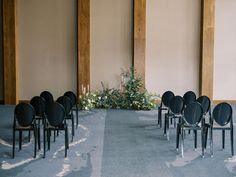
[17,0,77,100]
[213,0,236,100]
[90,0,133,90]
[146,0,201,96]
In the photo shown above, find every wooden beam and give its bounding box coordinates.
[200,0,215,100]
[133,0,146,84]
[78,0,90,96]
[3,0,18,104]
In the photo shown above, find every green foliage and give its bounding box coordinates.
[78,92,97,110]
[78,67,158,110]
[121,67,156,110]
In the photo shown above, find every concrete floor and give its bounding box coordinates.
[0,105,236,177]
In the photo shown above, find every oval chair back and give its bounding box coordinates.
[197,96,211,115]
[162,91,175,107]
[184,102,203,126]
[30,96,46,118]
[183,91,196,106]
[15,103,35,127]
[213,102,232,126]
[46,102,66,127]
[56,96,72,115]
[64,91,77,106]
[169,96,184,115]
[40,91,54,113]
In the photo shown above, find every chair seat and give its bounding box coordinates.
[15,124,34,130]
[213,123,231,129]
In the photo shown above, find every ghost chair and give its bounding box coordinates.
[12,103,38,158]
[158,91,175,128]
[64,91,79,128]
[164,95,184,140]
[56,96,74,142]
[176,102,207,157]
[43,102,69,158]
[209,102,234,157]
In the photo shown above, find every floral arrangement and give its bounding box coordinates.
[78,67,159,111]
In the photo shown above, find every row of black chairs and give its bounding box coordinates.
[12,91,78,158]
[158,91,234,157]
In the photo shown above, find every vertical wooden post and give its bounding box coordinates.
[78,0,90,96]
[133,0,146,84]
[200,0,215,100]
[3,0,18,104]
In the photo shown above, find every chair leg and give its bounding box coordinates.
[222,130,225,150]
[210,127,213,157]
[28,130,31,142]
[19,131,22,150]
[65,128,68,157]
[201,127,205,158]
[158,107,162,128]
[43,129,46,158]
[167,117,170,141]
[54,130,56,142]
[76,105,79,128]
[71,115,75,142]
[47,130,50,150]
[204,126,208,149]
[181,128,184,157]
[231,128,234,156]
[164,114,167,134]
[194,130,197,150]
[176,124,180,150]
[12,130,15,158]
[38,127,41,150]
[34,129,37,158]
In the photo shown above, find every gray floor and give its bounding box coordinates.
[0,105,236,177]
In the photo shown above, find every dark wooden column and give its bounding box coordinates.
[3,0,18,104]
[78,0,90,96]
[133,0,146,84]
[199,0,215,100]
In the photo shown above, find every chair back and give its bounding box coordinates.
[213,102,232,126]
[162,91,174,107]
[14,103,35,127]
[184,102,203,125]
[56,96,72,115]
[64,91,77,106]
[169,96,184,114]
[45,102,66,127]
[30,96,46,117]
[40,91,54,105]
[197,96,211,114]
[183,91,196,106]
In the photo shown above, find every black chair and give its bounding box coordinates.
[43,102,69,158]
[164,96,184,140]
[30,96,46,149]
[196,95,211,148]
[183,91,196,106]
[40,91,54,111]
[12,103,38,158]
[64,91,78,128]
[56,96,74,141]
[209,102,234,157]
[197,96,211,117]
[176,102,207,157]
[158,91,175,128]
